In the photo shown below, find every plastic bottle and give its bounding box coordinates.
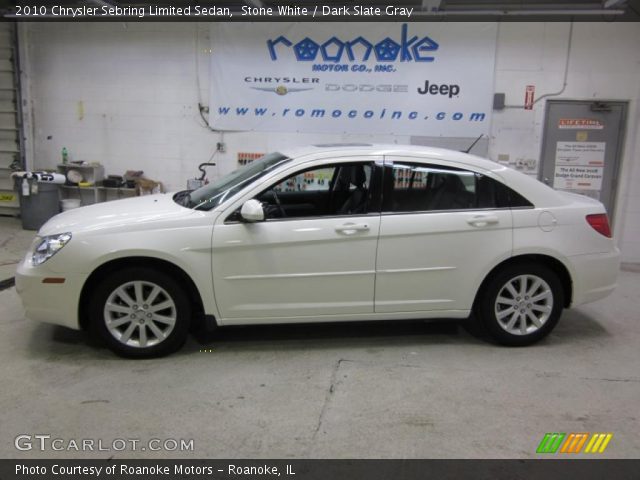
[62,147,68,164]
[21,177,30,197]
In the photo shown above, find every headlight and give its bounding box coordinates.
[31,233,72,266]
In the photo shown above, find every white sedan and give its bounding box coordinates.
[16,144,620,357]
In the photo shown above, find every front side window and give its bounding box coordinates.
[273,167,335,193]
[254,162,378,220]
[382,163,533,212]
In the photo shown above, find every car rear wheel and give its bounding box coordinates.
[90,267,191,357]
[477,263,564,346]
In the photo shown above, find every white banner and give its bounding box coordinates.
[210,23,497,136]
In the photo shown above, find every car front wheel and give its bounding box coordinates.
[477,263,564,346]
[90,267,191,357]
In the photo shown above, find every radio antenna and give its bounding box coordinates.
[462,134,484,154]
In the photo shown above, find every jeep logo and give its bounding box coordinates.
[417,80,460,98]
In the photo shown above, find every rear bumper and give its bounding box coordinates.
[568,248,620,307]
[15,259,86,330]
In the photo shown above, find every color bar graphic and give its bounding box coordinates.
[537,433,566,453]
[538,432,613,454]
[584,433,613,453]
[560,433,589,453]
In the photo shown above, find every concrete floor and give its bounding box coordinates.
[0,216,638,459]
[0,216,34,283]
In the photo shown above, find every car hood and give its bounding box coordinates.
[38,193,193,236]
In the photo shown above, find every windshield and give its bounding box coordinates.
[178,152,291,210]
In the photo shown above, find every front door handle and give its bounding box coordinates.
[335,223,370,235]
[466,215,499,227]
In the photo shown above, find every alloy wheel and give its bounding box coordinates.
[103,281,177,348]
[494,274,554,336]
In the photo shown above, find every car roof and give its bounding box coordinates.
[280,143,503,172]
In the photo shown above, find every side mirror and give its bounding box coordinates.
[240,199,265,222]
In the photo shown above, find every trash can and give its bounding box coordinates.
[14,174,62,231]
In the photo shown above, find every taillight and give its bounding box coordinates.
[586,214,612,238]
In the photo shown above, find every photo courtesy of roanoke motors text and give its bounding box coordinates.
[0,1,639,479]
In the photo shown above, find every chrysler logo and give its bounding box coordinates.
[250,85,313,95]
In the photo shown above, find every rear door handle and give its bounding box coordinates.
[466,215,499,227]
[335,223,370,234]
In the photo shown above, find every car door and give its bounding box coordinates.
[375,157,513,313]
[212,157,383,321]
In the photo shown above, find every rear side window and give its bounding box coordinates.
[382,163,533,212]
[477,173,533,208]
[494,181,534,208]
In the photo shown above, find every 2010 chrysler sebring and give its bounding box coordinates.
[16,144,620,357]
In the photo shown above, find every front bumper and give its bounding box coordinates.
[15,258,87,330]
[568,247,621,307]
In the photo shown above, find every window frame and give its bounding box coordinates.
[381,160,534,215]
[224,159,384,224]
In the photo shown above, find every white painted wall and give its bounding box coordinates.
[490,22,640,262]
[21,22,405,185]
[24,23,219,188]
[19,21,640,261]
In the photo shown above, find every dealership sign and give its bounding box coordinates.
[210,23,497,136]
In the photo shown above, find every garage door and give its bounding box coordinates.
[0,23,22,215]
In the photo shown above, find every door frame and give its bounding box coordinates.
[211,155,384,322]
[538,98,628,225]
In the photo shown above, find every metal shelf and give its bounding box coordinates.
[58,163,103,169]
[60,185,136,192]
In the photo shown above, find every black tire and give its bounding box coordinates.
[89,267,191,358]
[476,263,564,346]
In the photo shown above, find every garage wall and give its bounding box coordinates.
[21,22,406,185]
[19,21,640,262]
[490,22,640,263]
[23,23,220,188]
